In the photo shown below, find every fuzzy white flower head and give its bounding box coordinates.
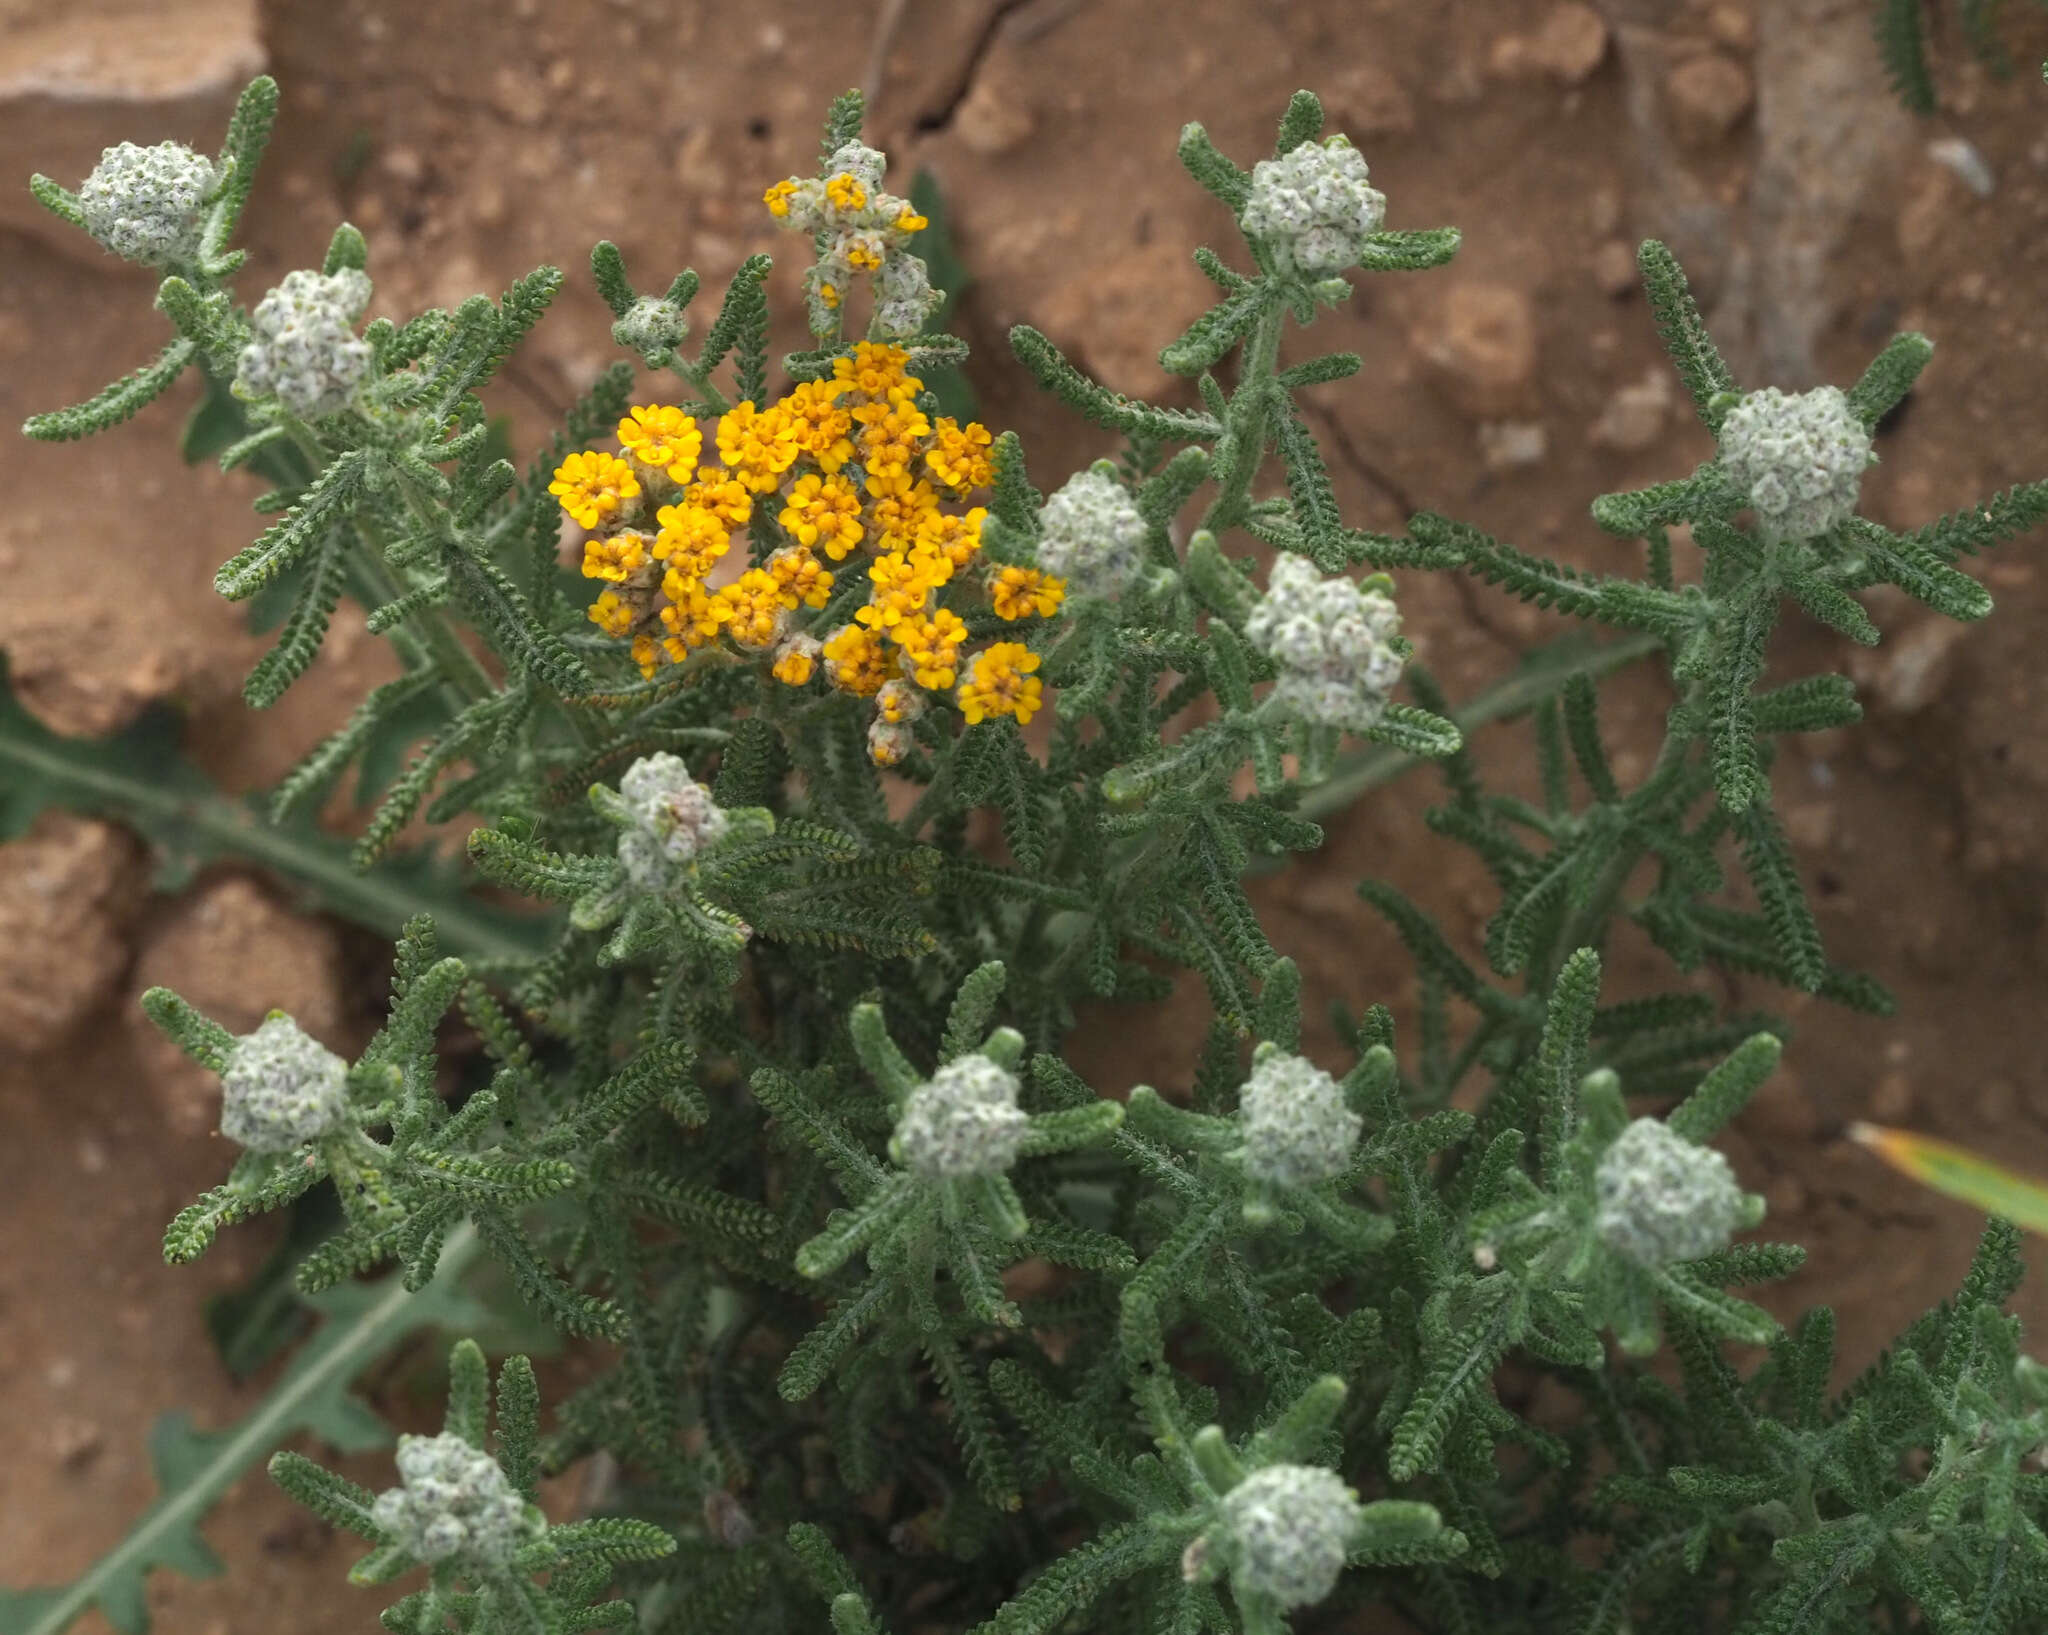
[219,1013,349,1152]
[1715,384,1874,543]
[235,268,374,420]
[1035,467,1147,601]
[369,1433,535,1572]
[826,141,889,193]
[891,1055,1030,1180]
[613,294,690,367]
[872,251,942,341]
[1244,555,1404,732]
[618,753,730,865]
[1212,1464,1364,1609]
[867,717,915,767]
[1236,1049,1362,1188]
[78,141,218,266]
[1595,1118,1752,1267]
[1240,136,1387,279]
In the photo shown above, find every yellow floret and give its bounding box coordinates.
[549,450,640,530]
[684,466,753,528]
[833,342,920,400]
[714,569,788,649]
[991,565,1067,621]
[855,551,937,630]
[616,404,703,473]
[845,237,884,273]
[864,470,942,553]
[717,401,803,494]
[893,206,929,234]
[926,418,995,493]
[581,531,650,583]
[893,608,968,689]
[763,178,799,218]
[660,573,726,647]
[823,623,891,696]
[653,503,732,578]
[779,472,866,560]
[913,507,983,572]
[958,641,1044,726]
[588,590,635,638]
[768,545,834,610]
[825,172,868,212]
[772,636,820,686]
[857,393,933,481]
[631,633,659,678]
[781,379,857,473]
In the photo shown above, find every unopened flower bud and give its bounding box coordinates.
[1240,136,1387,279]
[1211,1464,1363,1609]
[78,141,217,266]
[1244,555,1404,732]
[891,1054,1029,1179]
[1235,1048,1362,1187]
[234,268,374,420]
[1715,384,1874,543]
[219,1013,349,1152]
[1034,466,1147,601]
[612,294,690,367]
[369,1433,535,1572]
[1594,1118,1754,1267]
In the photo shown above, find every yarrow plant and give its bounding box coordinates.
[15,72,2048,1635]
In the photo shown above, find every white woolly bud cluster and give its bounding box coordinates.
[1715,385,1874,542]
[1034,468,1147,601]
[1239,136,1386,279]
[766,142,939,340]
[1212,1465,1364,1610]
[1235,1050,1362,1188]
[612,294,690,367]
[369,1433,535,1572]
[219,1013,349,1152]
[1594,1118,1752,1267]
[78,141,217,266]
[891,1055,1030,1180]
[1244,555,1404,732]
[234,269,374,420]
[618,753,730,868]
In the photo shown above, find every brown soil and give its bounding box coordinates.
[6,1,2048,1630]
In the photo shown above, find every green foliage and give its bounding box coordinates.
[14,76,2048,1635]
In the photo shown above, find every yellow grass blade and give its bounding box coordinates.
[1848,1121,2048,1236]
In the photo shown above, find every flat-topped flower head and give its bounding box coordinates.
[957,641,1042,726]
[234,269,374,420]
[1235,1048,1362,1188]
[618,753,731,864]
[1211,1464,1365,1610]
[219,1013,349,1152]
[1240,135,1387,279]
[1034,466,1147,601]
[369,1433,535,1573]
[1715,384,1875,543]
[1244,555,1404,732]
[79,140,217,266]
[1595,1117,1753,1267]
[891,1055,1030,1180]
[612,293,690,367]
[550,450,641,531]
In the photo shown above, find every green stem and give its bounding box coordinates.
[1199,295,1286,537]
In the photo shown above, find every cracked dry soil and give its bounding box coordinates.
[5,1,2048,1630]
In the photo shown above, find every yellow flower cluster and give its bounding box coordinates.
[550,343,1065,756]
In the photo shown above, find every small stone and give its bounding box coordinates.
[1851,617,1968,714]
[1039,239,1216,402]
[1664,53,1753,149]
[1588,370,1673,453]
[1326,61,1416,137]
[1741,1064,1820,1142]
[1870,1071,1915,1125]
[1413,281,1538,420]
[1477,420,1548,471]
[129,877,345,1137]
[1527,3,1609,84]
[1896,163,1969,262]
[1590,238,1639,297]
[0,814,144,1055]
[1708,4,1756,50]
[50,1416,105,1470]
[953,72,1034,156]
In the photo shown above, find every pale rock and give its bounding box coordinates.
[1326,61,1416,137]
[1895,161,1969,262]
[0,0,264,256]
[1527,3,1610,84]
[1849,616,1967,714]
[1588,369,1673,453]
[128,876,346,1137]
[1477,420,1548,471]
[0,814,143,1055]
[1708,4,1756,51]
[1664,53,1753,149]
[953,69,1034,156]
[1039,240,1215,403]
[1413,281,1539,420]
[1590,238,1639,297]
